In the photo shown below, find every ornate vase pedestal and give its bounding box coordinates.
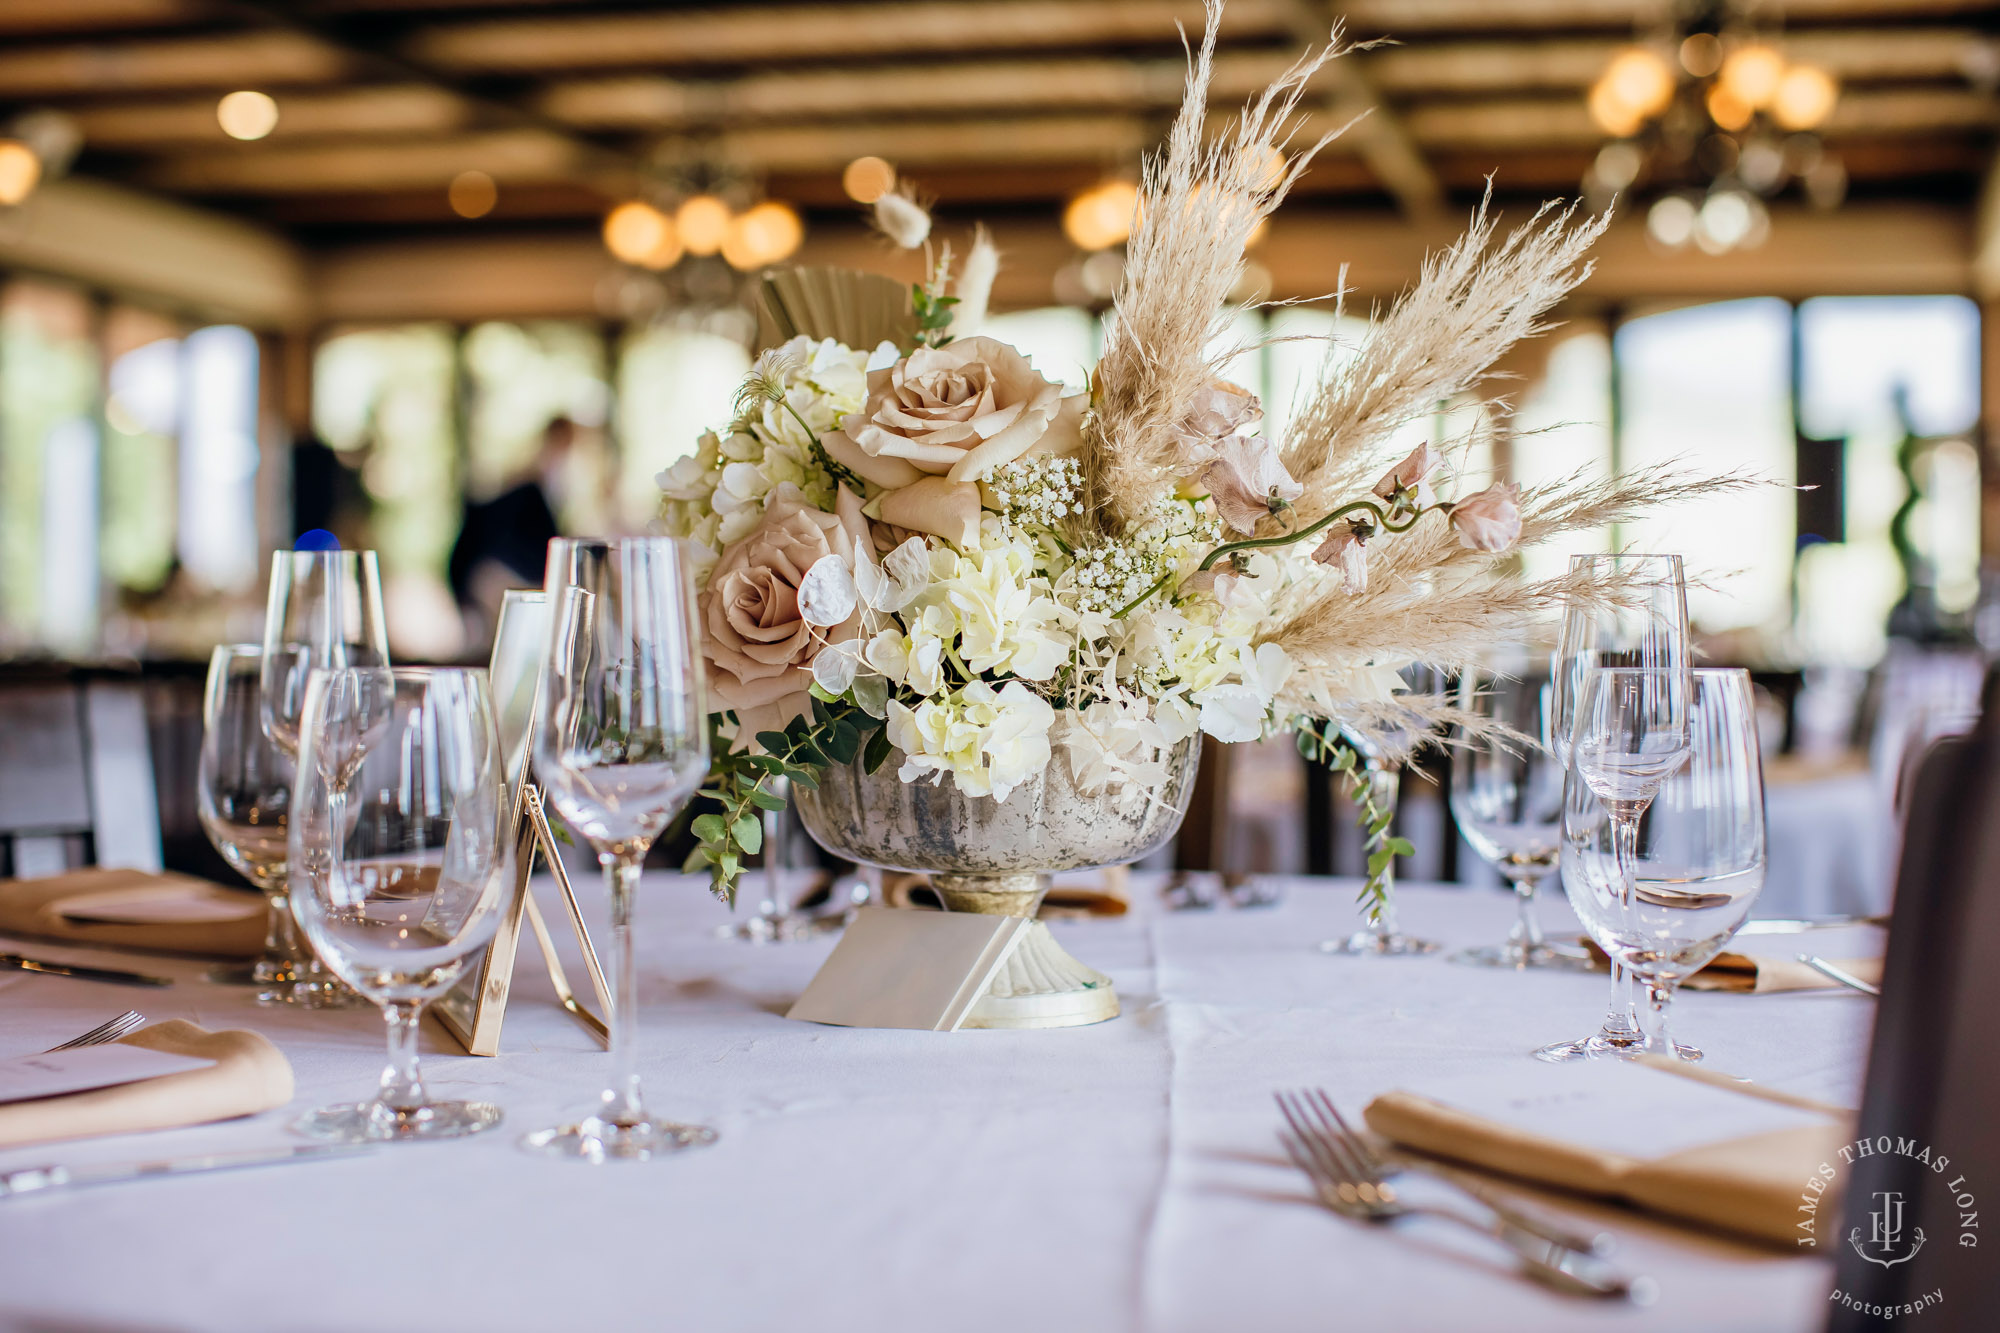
[932,873,1117,1029]
[795,737,1201,1031]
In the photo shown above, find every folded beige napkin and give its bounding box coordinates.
[1365,1069,1849,1246]
[0,1020,294,1150]
[1579,939,1881,993]
[0,868,267,960]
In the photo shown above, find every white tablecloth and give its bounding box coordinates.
[0,876,1873,1333]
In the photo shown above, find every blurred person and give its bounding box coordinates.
[290,431,371,551]
[449,415,575,649]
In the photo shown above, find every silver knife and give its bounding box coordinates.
[1737,915,1891,935]
[0,1143,374,1199]
[1796,954,1882,996]
[0,954,172,988]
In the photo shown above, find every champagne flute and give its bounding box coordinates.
[259,547,388,1008]
[1563,668,1765,1060]
[289,667,512,1140]
[523,537,712,1162]
[196,644,311,998]
[1536,553,1690,1063]
[1446,664,1585,969]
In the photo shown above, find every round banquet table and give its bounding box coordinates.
[0,875,1871,1333]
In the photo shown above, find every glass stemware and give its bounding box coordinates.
[1317,728,1442,956]
[289,667,512,1141]
[196,644,312,997]
[523,537,713,1163]
[1446,665,1586,970]
[1562,668,1766,1060]
[1536,553,1690,1062]
[257,548,388,1008]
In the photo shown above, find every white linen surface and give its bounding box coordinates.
[0,876,1871,1333]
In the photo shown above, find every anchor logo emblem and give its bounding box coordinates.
[1848,1191,1927,1268]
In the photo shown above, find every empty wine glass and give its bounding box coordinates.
[1536,553,1690,1063]
[258,547,388,1008]
[1447,664,1585,970]
[197,644,312,998]
[1563,668,1766,1061]
[523,537,712,1163]
[289,667,512,1141]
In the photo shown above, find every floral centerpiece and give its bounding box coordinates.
[660,1,1735,924]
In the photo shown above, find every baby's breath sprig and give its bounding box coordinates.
[984,455,1082,529]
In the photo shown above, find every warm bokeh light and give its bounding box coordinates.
[1773,64,1839,131]
[1591,46,1676,136]
[603,201,682,269]
[448,170,497,218]
[216,90,279,141]
[676,194,733,256]
[1705,83,1754,132]
[842,155,896,204]
[721,200,805,269]
[0,140,42,205]
[1587,80,1644,138]
[1720,43,1786,110]
[1246,214,1270,248]
[1062,180,1139,251]
[1679,33,1724,78]
[1245,145,1287,191]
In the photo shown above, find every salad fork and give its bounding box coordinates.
[1275,1089,1642,1300]
[42,1011,146,1053]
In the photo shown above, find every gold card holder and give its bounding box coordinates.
[436,589,613,1055]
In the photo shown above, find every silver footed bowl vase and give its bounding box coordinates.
[796,734,1202,1029]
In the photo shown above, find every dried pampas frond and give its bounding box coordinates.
[871,185,932,250]
[1284,192,1610,517]
[948,224,1000,338]
[1088,0,1358,532]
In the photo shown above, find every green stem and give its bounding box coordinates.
[1197,498,1441,573]
[1112,570,1175,620]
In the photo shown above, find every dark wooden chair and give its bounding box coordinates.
[0,664,163,877]
[1827,665,2000,1330]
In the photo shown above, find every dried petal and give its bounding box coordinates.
[1199,434,1304,535]
[1448,481,1523,553]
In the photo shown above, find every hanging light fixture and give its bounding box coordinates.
[216,90,279,141]
[603,201,682,269]
[675,195,733,256]
[0,139,41,205]
[722,200,804,270]
[1062,180,1139,252]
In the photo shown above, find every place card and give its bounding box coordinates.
[787,908,1034,1031]
[56,888,265,926]
[0,1045,217,1106]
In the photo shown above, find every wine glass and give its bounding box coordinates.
[258,548,388,1008]
[288,667,512,1141]
[1562,668,1765,1060]
[197,644,315,999]
[1536,553,1690,1062]
[1446,663,1585,970]
[522,537,712,1163]
[1316,725,1442,955]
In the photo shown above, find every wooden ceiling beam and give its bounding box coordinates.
[405,0,1298,71]
[1285,1,1444,220]
[0,0,211,37]
[1333,0,1998,33]
[141,127,605,193]
[68,85,472,149]
[0,29,353,97]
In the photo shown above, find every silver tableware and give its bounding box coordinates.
[0,954,172,988]
[1735,915,1890,935]
[0,1143,374,1200]
[42,1011,146,1052]
[1795,954,1881,996]
[1275,1089,1641,1300]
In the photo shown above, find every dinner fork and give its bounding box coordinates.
[42,1011,146,1053]
[1275,1090,1641,1300]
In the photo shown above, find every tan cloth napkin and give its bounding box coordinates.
[0,868,267,960]
[1580,939,1882,993]
[0,1020,294,1150]
[1365,1070,1849,1246]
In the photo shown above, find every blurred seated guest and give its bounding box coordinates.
[290,432,372,551]
[449,415,575,651]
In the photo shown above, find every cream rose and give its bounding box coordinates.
[823,337,1083,485]
[701,483,870,737]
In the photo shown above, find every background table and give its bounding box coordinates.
[0,876,1872,1333]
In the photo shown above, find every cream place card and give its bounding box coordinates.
[0,1045,217,1106]
[787,908,1034,1031]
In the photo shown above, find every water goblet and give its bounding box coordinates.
[1536,553,1690,1062]
[1562,668,1766,1060]
[522,537,713,1163]
[1446,666,1585,969]
[197,644,313,997]
[288,667,512,1141]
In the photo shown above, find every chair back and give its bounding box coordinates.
[1828,665,2000,1330]
[0,668,163,877]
